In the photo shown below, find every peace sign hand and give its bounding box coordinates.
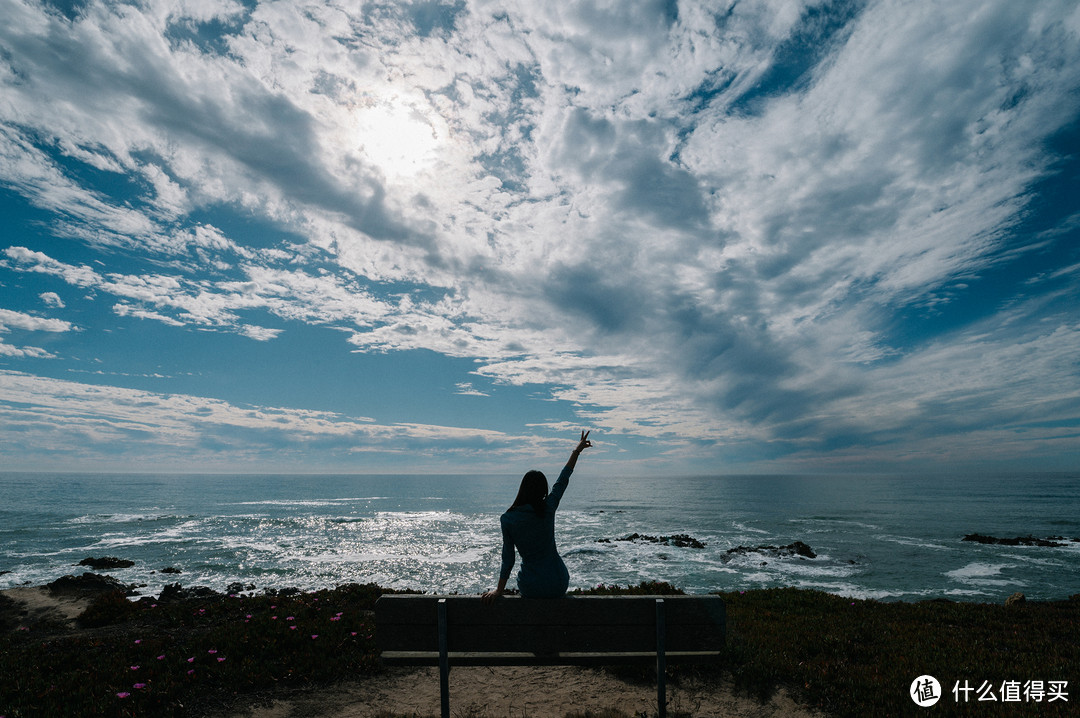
[575,430,592,454]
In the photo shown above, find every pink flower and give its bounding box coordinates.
[246,614,252,619]
[187,669,195,676]
[286,616,295,621]
[117,692,131,698]
[157,655,165,661]
[187,657,195,663]
[208,649,217,654]
[271,616,278,620]
[217,657,226,662]
[130,666,139,671]
[330,616,340,621]
[134,639,141,644]
[351,632,357,636]
[311,634,318,639]
[290,625,297,630]
[133,683,146,689]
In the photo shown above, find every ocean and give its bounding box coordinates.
[1,472,1077,603]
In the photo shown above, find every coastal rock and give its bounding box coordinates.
[961,534,1073,547]
[158,582,221,602]
[47,572,131,595]
[77,556,135,570]
[597,533,707,549]
[724,541,817,561]
[227,582,257,595]
[160,567,182,574]
[1005,592,1026,607]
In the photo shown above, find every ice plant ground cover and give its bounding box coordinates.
[0,582,1077,717]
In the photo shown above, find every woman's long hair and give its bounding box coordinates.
[509,470,548,515]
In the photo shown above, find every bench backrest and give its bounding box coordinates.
[376,595,725,654]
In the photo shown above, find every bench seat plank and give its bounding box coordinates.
[377,594,725,627]
[380,650,724,667]
[377,621,723,653]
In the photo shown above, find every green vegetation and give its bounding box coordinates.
[1,582,1076,717]
[717,587,1078,717]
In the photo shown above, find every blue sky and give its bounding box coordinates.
[2,0,1079,475]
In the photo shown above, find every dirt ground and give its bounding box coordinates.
[229,664,826,718]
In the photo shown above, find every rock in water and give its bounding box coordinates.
[77,556,135,569]
[961,534,1068,547]
[597,533,707,548]
[1005,592,1026,607]
[724,541,817,560]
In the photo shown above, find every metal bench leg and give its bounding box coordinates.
[656,598,666,718]
[438,598,450,718]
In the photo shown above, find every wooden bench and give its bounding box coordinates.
[375,594,725,718]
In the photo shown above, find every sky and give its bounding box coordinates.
[1,0,1080,476]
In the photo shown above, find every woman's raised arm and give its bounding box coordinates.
[564,430,591,472]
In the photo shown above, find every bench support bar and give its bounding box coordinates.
[656,598,666,718]
[438,598,449,718]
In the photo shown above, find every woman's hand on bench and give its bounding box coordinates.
[481,587,504,604]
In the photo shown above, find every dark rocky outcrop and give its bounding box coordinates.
[77,556,135,570]
[47,572,131,595]
[597,533,707,549]
[159,566,182,574]
[724,541,817,561]
[1005,592,1026,607]
[961,534,1078,547]
[157,582,221,602]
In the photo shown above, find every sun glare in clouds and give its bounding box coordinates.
[353,99,441,181]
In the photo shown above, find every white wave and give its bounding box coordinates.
[945,562,1027,587]
[1006,554,1065,567]
[231,499,353,507]
[66,512,181,524]
[874,534,952,550]
[789,518,881,530]
[943,588,994,598]
[780,562,858,579]
[731,522,770,535]
[946,562,1013,579]
[374,511,459,522]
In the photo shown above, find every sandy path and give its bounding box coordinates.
[232,665,825,718]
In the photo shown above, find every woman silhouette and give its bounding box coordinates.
[483,431,592,601]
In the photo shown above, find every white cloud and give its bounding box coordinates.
[240,324,282,341]
[0,307,73,360]
[0,369,558,469]
[454,382,488,397]
[39,291,64,308]
[0,308,73,333]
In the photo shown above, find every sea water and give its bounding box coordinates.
[1,472,1077,602]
